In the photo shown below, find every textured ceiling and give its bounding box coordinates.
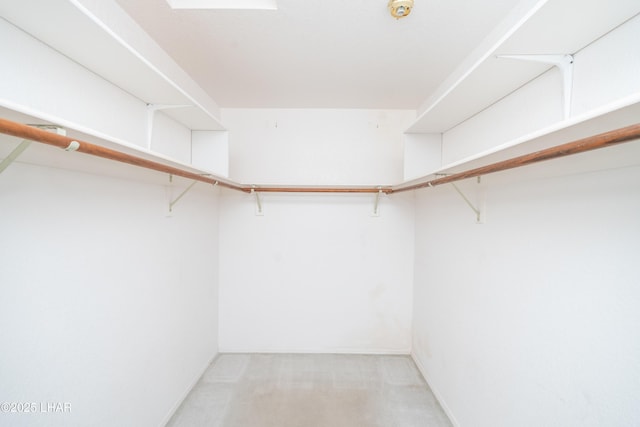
[115,0,522,109]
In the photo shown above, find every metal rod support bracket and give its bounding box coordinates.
[451,182,483,223]
[0,139,32,175]
[169,180,198,212]
[251,186,263,215]
[372,187,383,216]
[497,54,574,119]
[0,126,67,175]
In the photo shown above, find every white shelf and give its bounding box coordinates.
[399,96,640,188]
[0,106,233,188]
[406,0,640,133]
[0,0,224,131]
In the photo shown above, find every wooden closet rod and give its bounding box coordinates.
[0,117,247,192]
[0,117,393,194]
[250,186,392,194]
[392,123,640,193]
[2,118,639,195]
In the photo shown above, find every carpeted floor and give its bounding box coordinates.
[166,353,452,427]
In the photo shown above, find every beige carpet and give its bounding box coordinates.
[166,354,452,427]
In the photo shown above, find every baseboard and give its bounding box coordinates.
[216,347,412,355]
[158,351,219,427]
[411,351,461,427]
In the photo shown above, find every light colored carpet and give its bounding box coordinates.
[166,354,452,427]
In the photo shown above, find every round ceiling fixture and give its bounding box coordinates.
[388,0,414,19]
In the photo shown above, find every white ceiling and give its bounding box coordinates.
[114,0,523,109]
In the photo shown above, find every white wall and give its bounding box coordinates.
[442,68,563,165]
[0,160,220,427]
[218,108,416,353]
[571,13,640,117]
[191,130,229,177]
[411,153,640,427]
[441,13,640,167]
[0,18,145,147]
[219,190,415,354]
[0,18,195,166]
[150,111,192,164]
[411,13,640,427]
[403,133,443,180]
[0,11,219,427]
[223,108,415,185]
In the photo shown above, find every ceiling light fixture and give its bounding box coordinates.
[388,0,413,19]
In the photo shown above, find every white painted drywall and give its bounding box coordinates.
[411,15,640,427]
[0,160,220,427]
[151,111,192,164]
[440,14,640,167]
[0,18,146,147]
[218,108,416,353]
[403,133,443,180]
[191,130,229,177]
[218,190,415,354]
[442,68,563,165]
[411,153,640,427]
[571,13,640,116]
[223,108,415,185]
[0,15,219,427]
[0,18,196,167]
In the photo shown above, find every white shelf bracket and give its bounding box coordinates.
[451,178,484,224]
[0,139,32,175]
[251,186,263,216]
[169,180,197,212]
[372,187,383,217]
[147,104,192,150]
[497,54,574,120]
[1,125,69,175]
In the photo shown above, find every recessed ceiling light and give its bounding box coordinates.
[165,0,277,10]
